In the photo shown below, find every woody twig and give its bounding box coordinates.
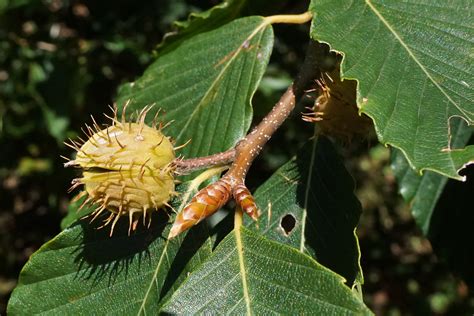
[169,40,321,238]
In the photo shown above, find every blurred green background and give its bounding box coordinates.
[0,0,472,314]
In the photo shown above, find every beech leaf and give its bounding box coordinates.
[310,0,474,179]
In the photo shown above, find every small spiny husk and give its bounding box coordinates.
[302,67,372,142]
[65,105,177,235]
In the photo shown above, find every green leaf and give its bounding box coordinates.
[0,0,32,13]
[8,216,213,315]
[392,118,474,285]
[11,170,222,313]
[248,135,363,286]
[116,16,274,179]
[10,16,276,314]
[392,119,472,234]
[310,0,474,180]
[157,0,247,54]
[161,226,371,315]
[60,195,95,230]
[42,107,69,143]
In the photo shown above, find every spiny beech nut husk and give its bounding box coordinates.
[65,106,177,235]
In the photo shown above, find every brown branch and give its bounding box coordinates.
[169,41,321,238]
[174,41,321,177]
[174,149,236,174]
[227,41,321,181]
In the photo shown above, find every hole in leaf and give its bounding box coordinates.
[280,214,296,236]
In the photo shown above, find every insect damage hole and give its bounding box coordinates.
[280,214,296,236]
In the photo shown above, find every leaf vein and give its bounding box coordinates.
[365,0,471,120]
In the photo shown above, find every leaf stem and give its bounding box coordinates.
[174,149,235,174]
[264,12,313,25]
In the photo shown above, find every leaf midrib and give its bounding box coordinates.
[365,0,471,120]
[175,20,269,141]
[235,225,252,315]
[300,132,318,252]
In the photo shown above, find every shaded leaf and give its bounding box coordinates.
[392,119,472,234]
[60,194,95,230]
[428,163,474,287]
[392,119,474,285]
[33,175,226,314]
[157,0,247,54]
[310,0,474,179]
[42,108,69,142]
[0,0,33,13]
[11,168,224,314]
[8,215,213,315]
[161,226,371,315]
[248,135,363,285]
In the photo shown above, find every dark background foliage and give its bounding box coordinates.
[0,0,472,314]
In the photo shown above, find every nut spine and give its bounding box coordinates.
[65,103,178,235]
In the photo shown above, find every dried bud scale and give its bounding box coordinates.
[168,176,262,238]
[168,177,232,238]
[233,183,260,221]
